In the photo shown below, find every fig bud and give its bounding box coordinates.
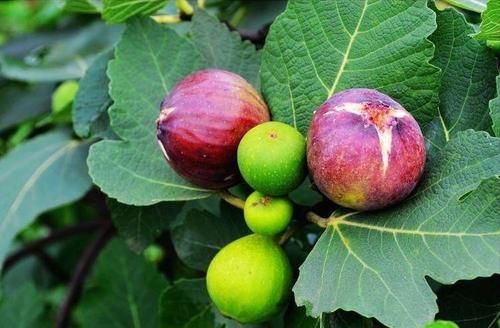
[307,88,426,211]
[156,69,270,189]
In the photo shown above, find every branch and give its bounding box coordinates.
[278,223,302,245]
[55,222,114,328]
[3,220,105,274]
[219,190,245,209]
[305,211,330,228]
[305,211,360,228]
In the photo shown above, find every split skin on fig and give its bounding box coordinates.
[156,69,270,189]
[307,88,426,211]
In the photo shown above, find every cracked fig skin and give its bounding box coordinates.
[307,88,426,211]
[156,69,270,189]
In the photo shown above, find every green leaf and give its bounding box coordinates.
[191,10,261,88]
[87,18,213,205]
[0,22,122,82]
[0,129,92,269]
[52,80,79,114]
[436,276,500,328]
[491,76,500,137]
[260,0,440,135]
[159,279,216,328]
[77,239,168,327]
[63,0,102,13]
[475,0,500,41]
[73,49,114,138]
[109,199,184,253]
[293,130,500,328]
[0,83,54,132]
[159,278,250,328]
[441,0,486,13]
[103,0,167,23]
[0,283,43,327]
[171,205,250,271]
[426,8,498,152]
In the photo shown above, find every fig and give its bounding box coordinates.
[307,88,425,211]
[156,69,270,189]
[237,121,306,196]
[206,234,292,323]
[244,191,293,236]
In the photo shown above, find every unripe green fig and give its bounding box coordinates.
[244,191,293,235]
[206,234,292,323]
[237,121,306,196]
[425,320,459,328]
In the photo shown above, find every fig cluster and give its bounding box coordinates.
[156,69,426,323]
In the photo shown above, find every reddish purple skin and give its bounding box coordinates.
[157,69,270,189]
[307,88,426,211]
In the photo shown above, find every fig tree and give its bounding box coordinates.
[237,121,306,196]
[206,234,292,323]
[156,69,270,189]
[244,191,293,235]
[307,88,426,211]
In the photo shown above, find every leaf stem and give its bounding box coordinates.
[219,190,245,209]
[306,211,360,228]
[176,0,194,15]
[151,15,181,24]
[306,211,330,228]
[278,223,302,245]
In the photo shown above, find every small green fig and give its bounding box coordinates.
[206,234,292,323]
[244,191,293,236]
[237,121,306,196]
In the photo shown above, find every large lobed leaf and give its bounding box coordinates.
[103,0,167,24]
[77,239,168,327]
[425,7,498,151]
[475,0,500,41]
[293,130,500,328]
[88,13,262,205]
[171,203,250,271]
[491,76,500,137]
[260,0,440,135]
[87,18,211,205]
[191,10,262,88]
[0,130,92,269]
[109,199,183,253]
[159,278,259,328]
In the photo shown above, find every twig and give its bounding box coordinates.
[278,223,302,245]
[305,211,360,228]
[305,211,330,228]
[55,222,114,328]
[219,190,245,209]
[3,220,104,274]
[151,15,181,24]
[176,0,194,15]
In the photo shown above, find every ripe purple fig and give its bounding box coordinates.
[156,69,270,189]
[307,88,426,211]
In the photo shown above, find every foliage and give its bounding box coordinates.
[0,0,498,327]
